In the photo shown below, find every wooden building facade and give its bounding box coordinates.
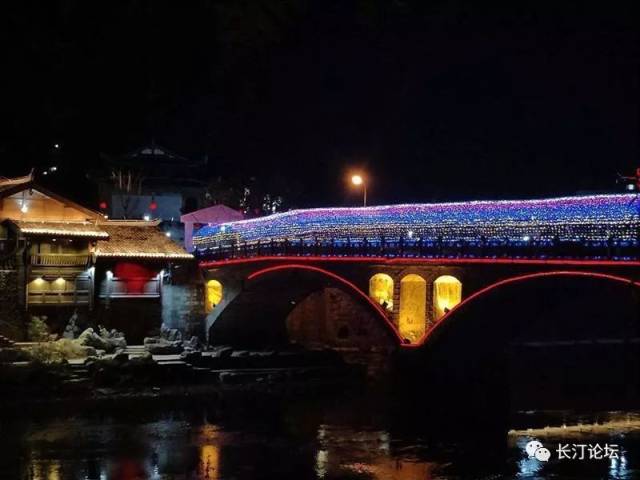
[0,173,195,341]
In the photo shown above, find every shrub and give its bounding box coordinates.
[28,316,50,342]
[29,339,87,363]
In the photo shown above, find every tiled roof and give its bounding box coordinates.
[180,204,244,223]
[96,221,193,259]
[0,173,34,194]
[14,221,109,238]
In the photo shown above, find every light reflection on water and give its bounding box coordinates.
[4,407,640,479]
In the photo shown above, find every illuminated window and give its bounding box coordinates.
[369,273,394,311]
[399,274,426,343]
[433,275,462,321]
[205,280,223,312]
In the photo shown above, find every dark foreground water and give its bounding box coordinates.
[1,389,640,480]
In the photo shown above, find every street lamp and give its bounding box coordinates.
[351,174,367,206]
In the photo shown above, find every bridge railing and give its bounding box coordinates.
[195,237,639,263]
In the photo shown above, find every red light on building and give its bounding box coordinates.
[99,201,108,210]
[149,201,158,210]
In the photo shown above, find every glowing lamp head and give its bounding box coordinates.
[149,201,158,210]
[99,201,108,210]
[20,203,28,213]
[351,174,364,186]
[143,214,151,221]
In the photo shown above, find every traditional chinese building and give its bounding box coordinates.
[94,144,209,245]
[0,173,196,341]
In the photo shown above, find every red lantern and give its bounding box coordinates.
[149,201,158,211]
[99,201,108,210]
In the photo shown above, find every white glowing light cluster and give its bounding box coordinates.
[193,194,639,249]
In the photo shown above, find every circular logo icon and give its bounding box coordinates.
[525,440,544,458]
[535,447,551,462]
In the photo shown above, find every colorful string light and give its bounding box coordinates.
[193,194,639,250]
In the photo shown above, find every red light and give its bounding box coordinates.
[99,201,107,210]
[149,201,158,210]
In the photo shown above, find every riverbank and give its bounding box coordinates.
[0,344,366,412]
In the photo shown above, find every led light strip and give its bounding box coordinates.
[193,194,640,249]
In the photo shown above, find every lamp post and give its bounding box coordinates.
[351,174,367,206]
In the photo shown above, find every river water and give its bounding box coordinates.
[1,387,639,480]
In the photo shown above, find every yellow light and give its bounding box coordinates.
[369,273,393,311]
[205,280,223,312]
[200,445,220,479]
[399,274,427,343]
[433,275,462,321]
[351,174,363,186]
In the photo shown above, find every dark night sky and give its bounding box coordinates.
[2,1,638,208]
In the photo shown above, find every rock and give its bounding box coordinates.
[78,328,112,351]
[210,346,233,358]
[113,352,129,363]
[185,336,201,350]
[230,350,249,358]
[78,346,97,357]
[78,327,127,353]
[130,352,153,363]
[145,338,183,355]
[180,351,202,364]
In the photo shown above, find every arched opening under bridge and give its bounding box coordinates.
[404,271,640,411]
[208,265,401,366]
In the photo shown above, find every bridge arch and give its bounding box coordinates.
[414,270,640,348]
[208,264,404,347]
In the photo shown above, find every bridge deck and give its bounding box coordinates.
[194,194,639,263]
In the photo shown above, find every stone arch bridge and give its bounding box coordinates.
[194,194,640,352]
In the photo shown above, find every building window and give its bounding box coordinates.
[369,273,394,311]
[399,274,427,343]
[205,280,223,313]
[433,275,462,321]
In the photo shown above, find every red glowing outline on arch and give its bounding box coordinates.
[246,264,404,343]
[408,270,640,348]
